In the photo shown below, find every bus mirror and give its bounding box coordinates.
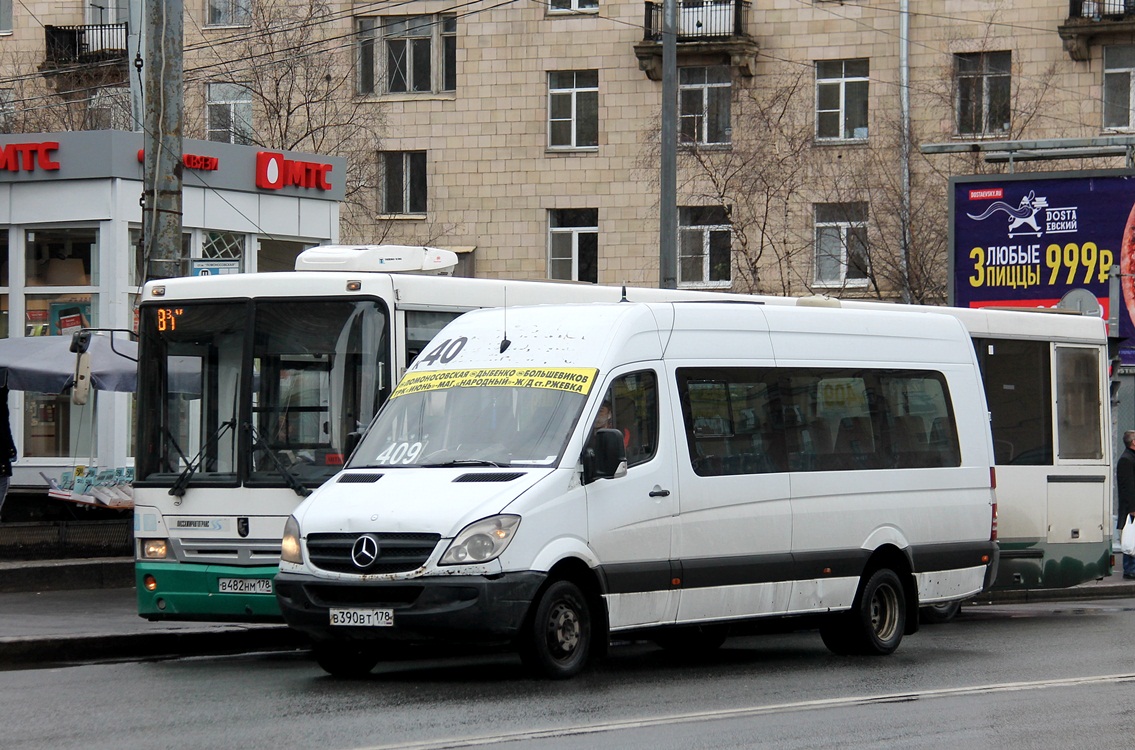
[72,351,91,406]
[582,429,627,484]
[344,431,363,462]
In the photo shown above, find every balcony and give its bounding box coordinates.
[43,23,129,68]
[633,0,758,80]
[1058,2,1135,60]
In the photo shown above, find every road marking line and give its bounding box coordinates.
[354,672,1135,750]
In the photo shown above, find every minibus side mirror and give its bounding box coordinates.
[582,428,628,484]
[344,431,363,463]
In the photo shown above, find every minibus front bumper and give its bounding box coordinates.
[274,570,547,644]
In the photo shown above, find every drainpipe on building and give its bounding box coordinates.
[899,0,912,303]
[659,0,678,290]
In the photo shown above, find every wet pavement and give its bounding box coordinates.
[0,556,1132,668]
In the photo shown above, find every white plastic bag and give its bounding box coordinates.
[1123,515,1135,557]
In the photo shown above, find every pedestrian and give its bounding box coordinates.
[1116,429,1135,580]
[0,387,16,521]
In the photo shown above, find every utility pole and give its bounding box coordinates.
[659,0,677,289]
[142,0,185,281]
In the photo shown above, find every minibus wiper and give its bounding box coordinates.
[169,419,236,498]
[420,459,506,468]
[246,423,312,497]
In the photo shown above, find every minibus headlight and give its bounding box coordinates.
[440,515,521,566]
[281,516,303,565]
[141,539,169,559]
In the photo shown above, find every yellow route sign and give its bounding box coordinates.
[391,367,599,399]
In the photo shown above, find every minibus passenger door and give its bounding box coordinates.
[583,368,678,630]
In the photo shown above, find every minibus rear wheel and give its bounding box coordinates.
[519,579,592,679]
[312,640,382,678]
[820,567,906,656]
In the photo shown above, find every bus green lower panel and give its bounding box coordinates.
[992,540,1113,591]
[136,561,284,622]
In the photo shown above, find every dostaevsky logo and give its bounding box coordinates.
[966,188,1079,239]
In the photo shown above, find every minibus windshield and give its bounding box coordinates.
[349,384,588,469]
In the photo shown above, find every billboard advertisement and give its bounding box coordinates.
[950,171,1135,341]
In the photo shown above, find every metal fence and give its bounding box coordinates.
[1069,1,1135,19]
[0,519,132,561]
[642,0,749,41]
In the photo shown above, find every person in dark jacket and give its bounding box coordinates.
[0,387,16,521]
[1116,429,1135,579]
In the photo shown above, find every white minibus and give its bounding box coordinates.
[275,300,999,678]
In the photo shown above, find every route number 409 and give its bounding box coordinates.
[417,337,467,367]
[375,442,423,465]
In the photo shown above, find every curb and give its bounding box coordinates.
[0,558,134,593]
[0,627,307,667]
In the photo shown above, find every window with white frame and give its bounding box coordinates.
[678,206,731,288]
[1104,46,1135,130]
[357,15,456,95]
[208,0,251,27]
[548,209,598,283]
[0,0,12,32]
[814,203,869,287]
[382,151,427,215]
[548,71,599,149]
[680,66,731,146]
[89,87,133,131]
[203,231,246,272]
[87,0,127,24]
[207,83,253,144]
[955,51,1010,136]
[816,59,868,141]
[549,0,599,13]
[0,89,13,131]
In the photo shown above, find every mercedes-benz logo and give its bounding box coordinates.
[351,534,381,569]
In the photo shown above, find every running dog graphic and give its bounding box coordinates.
[966,191,1046,236]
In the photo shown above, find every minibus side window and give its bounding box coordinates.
[678,369,780,476]
[600,371,659,467]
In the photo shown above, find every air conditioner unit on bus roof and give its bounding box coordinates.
[295,245,459,275]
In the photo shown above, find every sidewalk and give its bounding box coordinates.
[0,557,305,667]
[0,557,1132,668]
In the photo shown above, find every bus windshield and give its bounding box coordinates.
[349,384,588,469]
[136,298,389,488]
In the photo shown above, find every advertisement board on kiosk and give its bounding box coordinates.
[950,170,1135,355]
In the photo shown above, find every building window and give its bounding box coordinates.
[816,59,868,141]
[207,83,253,145]
[357,15,456,95]
[678,206,731,288]
[203,231,245,272]
[548,209,598,283]
[0,88,13,131]
[955,51,1010,136]
[382,151,427,215]
[89,87,132,131]
[208,0,251,27]
[0,0,12,33]
[814,203,869,287]
[548,71,599,149]
[680,66,731,146]
[549,0,599,13]
[1104,46,1135,130]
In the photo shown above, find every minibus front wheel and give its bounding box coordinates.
[312,640,382,679]
[820,567,906,656]
[519,578,592,679]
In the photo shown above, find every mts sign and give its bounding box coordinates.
[0,142,60,172]
[255,151,333,191]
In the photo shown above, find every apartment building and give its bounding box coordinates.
[0,1,1131,303]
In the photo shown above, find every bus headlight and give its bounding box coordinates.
[141,539,169,559]
[281,516,303,565]
[440,515,520,565]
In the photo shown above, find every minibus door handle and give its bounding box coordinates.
[649,487,671,497]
